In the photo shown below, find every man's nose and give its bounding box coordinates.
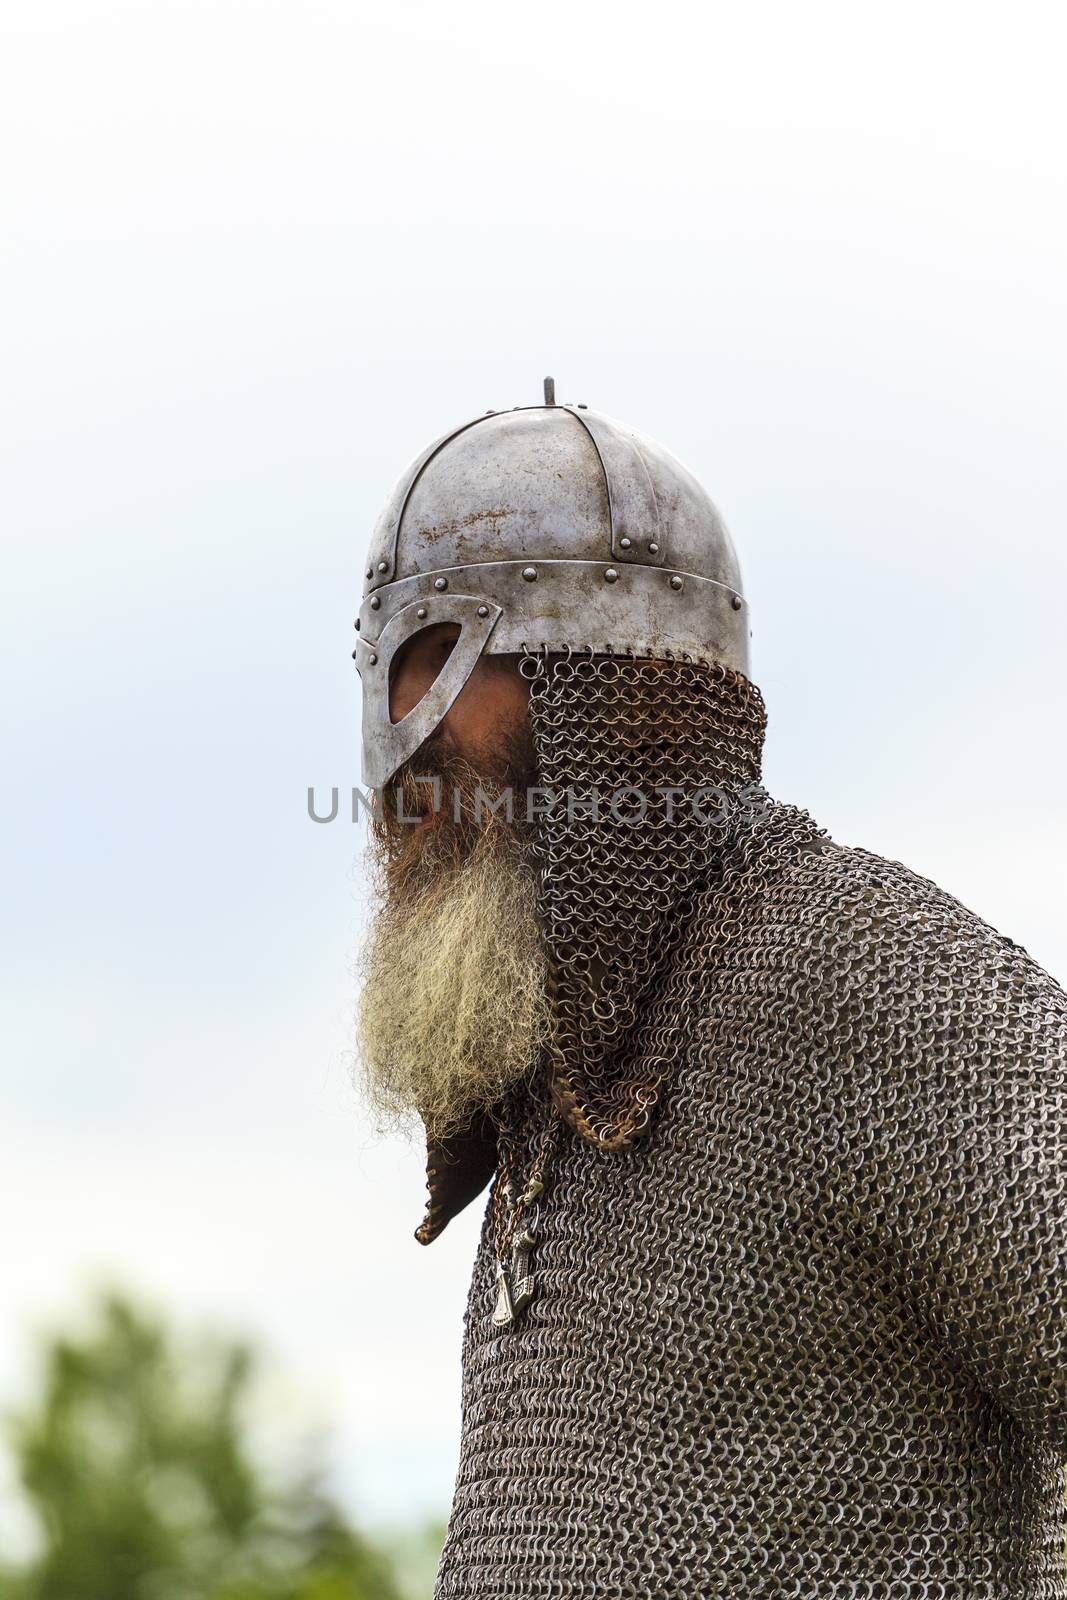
[387,634,458,723]
[388,661,421,723]
[389,659,448,725]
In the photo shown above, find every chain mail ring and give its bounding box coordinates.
[431,655,1067,1599]
[521,647,768,1151]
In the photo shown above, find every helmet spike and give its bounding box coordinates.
[543,375,556,406]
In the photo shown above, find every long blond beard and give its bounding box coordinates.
[355,825,552,1143]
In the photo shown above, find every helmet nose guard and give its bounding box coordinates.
[355,380,750,790]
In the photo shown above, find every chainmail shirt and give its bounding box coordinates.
[418,657,1067,1598]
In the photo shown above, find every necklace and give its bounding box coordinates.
[490,1088,561,1330]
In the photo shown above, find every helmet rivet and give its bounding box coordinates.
[521,566,537,582]
[354,619,360,631]
[732,594,743,611]
[365,567,373,579]
[351,648,358,659]
[416,606,428,619]
[669,575,684,591]
[648,541,660,555]
[369,594,381,609]
[377,560,388,573]
[619,537,632,550]
[368,652,378,665]
[477,604,490,618]
[604,567,619,583]
[434,576,448,591]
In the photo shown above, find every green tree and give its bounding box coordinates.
[4,1287,403,1600]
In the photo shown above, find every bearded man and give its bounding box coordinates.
[353,382,1067,1598]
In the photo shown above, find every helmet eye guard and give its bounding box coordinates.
[355,593,501,789]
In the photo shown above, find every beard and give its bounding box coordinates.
[354,727,553,1144]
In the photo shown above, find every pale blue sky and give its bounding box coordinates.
[2,0,1064,1549]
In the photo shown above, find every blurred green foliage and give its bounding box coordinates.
[5,1284,1061,1592]
[0,1288,443,1600]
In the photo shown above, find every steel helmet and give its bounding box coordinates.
[355,379,749,788]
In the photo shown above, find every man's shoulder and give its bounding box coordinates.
[729,801,1066,1011]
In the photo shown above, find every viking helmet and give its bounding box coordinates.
[355,379,751,789]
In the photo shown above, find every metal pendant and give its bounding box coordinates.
[491,1228,537,1330]
[491,1261,514,1328]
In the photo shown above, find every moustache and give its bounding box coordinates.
[379,729,537,828]
[369,727,539,890]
